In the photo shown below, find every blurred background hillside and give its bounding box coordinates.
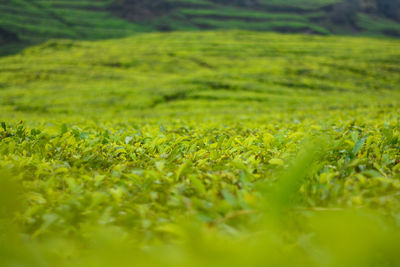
[1,0,400,55]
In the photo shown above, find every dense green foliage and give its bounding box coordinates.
[1,31,400,266]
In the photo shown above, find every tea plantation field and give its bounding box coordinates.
[1,31,400,266]
[2,0,400,53]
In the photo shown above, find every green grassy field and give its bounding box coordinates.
[1,31,400,266]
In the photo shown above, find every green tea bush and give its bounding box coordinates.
[0,31,400,266]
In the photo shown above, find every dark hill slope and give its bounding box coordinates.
[0,27,18,44]
[110,0,400,35]
[0,0,399,50]
[0,0,151,42]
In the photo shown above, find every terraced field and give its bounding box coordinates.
[1,31,400,266]
[0,0,150,42]
[1,0,400,50]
